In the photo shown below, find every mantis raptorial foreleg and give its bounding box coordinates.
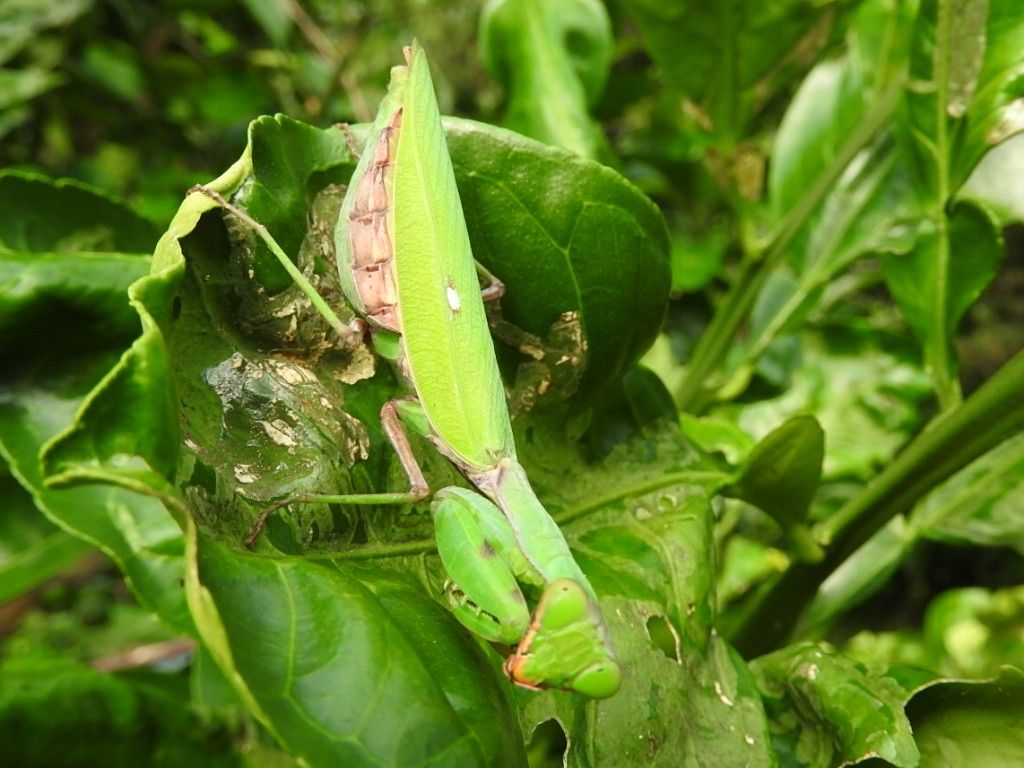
[432,488,618,700]
[431,487,535,643]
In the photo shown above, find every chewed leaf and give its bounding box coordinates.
[751,642,920,767]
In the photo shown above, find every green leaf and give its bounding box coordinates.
[619,0,846,138]
[479,0,612,158]
[768,0,913,221]
[79,42,146,103]
[241,0,294,47]
[0,0,93,65]
[908,668,1024,766]
[880,200,1002,407]
[942,0,1024,187]
[883,0,1024,406]
[727,415,824,554]
[922,587,1024,678]
[0,471,91,605]
[0,67,62,111]
[958,132,1024,224]
[0,171,158,252]
[911,432,1024,553]
[678,413,756,466]
[804,517,915,631]
[751,642,920,768]
[844,584,1024,679]
[0,655,242,767]
[445,118,670,402]
[187,525,525,768]
[0,172,189,631]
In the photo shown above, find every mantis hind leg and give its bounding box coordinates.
[474,261,505,303]
[191,185,364,345]
[244,397,431,546]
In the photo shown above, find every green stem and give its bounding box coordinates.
[676,78,905,413]
[929,0,961,409]
[727,346,1024,657]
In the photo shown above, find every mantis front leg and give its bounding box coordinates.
[433,488,621,698]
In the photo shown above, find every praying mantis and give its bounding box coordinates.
[197,42,620,698]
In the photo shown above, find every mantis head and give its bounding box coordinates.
[505,578,621,699]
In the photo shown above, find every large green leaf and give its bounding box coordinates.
[445,118,669,402]
[0,172,189,632]
[0,172,158,252]
[187,524,525,768]
[479,0,612,158]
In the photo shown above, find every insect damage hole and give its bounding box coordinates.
[646,614,681,662]
[526,719,568,764]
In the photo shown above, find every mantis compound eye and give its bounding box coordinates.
[571,662,622,700]
[536,578,590,631]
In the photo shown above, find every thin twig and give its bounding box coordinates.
[92,638,197,673]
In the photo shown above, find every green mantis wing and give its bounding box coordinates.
[391,43,517,473]
[334,43,515,473]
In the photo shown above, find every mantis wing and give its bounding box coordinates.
[391,43,517,473]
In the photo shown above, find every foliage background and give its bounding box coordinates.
[2,0,1024,766]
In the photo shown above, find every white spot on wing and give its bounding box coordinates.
[446,284,461,312]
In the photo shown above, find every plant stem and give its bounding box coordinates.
[929,0,961,409]
[727,346,1024,657]
[676,78,905,413]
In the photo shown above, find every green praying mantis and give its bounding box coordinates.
[197,41,620,698]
